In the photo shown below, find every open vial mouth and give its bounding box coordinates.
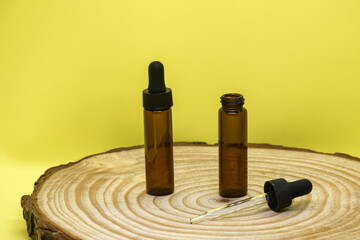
[222,93,243,99]
[220,93,245,112]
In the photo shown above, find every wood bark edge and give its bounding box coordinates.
[21,142,360,240]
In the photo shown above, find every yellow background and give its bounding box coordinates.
[1,0,360,238]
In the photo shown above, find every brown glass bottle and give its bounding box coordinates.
[219,93,248,198]
[144,109,173,195]
[143,61,174,196]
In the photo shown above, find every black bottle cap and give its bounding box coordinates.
[143,61,173,111]
[264,178,312,212]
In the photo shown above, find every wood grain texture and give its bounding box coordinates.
[21,143,360,239]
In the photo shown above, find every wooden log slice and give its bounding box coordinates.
[21,143,360,240]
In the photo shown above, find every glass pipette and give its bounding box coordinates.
[190,193,268,224]
[190,178,313,224]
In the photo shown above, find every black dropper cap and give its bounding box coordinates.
[143,61,173,111]
[264,178,312,212]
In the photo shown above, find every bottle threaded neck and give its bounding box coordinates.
[221,93,244,112]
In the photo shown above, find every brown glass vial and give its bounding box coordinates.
[219,93,248,198]
[143,61,174,196]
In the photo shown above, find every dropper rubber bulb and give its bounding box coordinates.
[148,61,166,93]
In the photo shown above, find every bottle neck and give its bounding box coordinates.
[221,93,244,113]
